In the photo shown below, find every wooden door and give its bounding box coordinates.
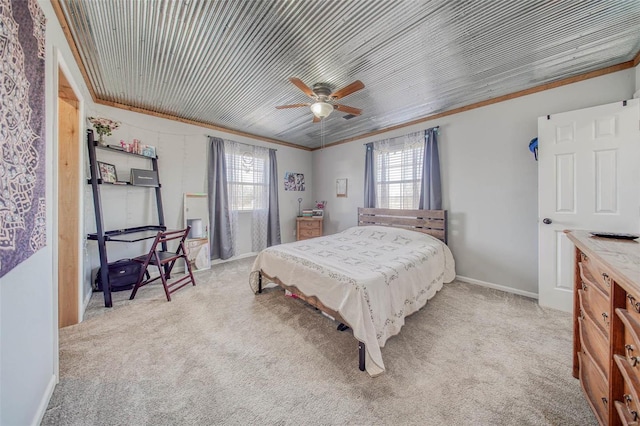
[58,70,81,328]
[538,99,640,312]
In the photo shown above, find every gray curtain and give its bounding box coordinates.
[363,142,376,208]
[418,127,442,210]
[267,149,281,246]
[207,137,234,260]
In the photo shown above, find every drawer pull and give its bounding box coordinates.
[602,272,611,287]
[602,312,609,325]
[582,282,588,291]
[580,309,585,321]
[602,397,608,407]
[625,344,640,366]
[629,294,640,313]
[625,395,640,421]
[581,253,588,262]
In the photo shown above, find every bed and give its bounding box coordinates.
[249,208,455,376]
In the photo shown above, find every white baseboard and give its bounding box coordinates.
[31,374,56,426]
[81,287,92,321]
[455,275,538,300]
[83,287,91,308]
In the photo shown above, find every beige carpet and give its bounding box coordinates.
[43,257,595,425]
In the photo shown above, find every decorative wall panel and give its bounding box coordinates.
[0,0,47,278]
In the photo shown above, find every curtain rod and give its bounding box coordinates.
[206,135,277,151]
[362,126,439,145]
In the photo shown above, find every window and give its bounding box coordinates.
[226,151,268,211]
[375,139,423,209]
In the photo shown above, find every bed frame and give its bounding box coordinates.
[257,208,448,373]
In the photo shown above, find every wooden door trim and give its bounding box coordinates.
[57,64,83,328]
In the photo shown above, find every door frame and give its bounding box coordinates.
[52,50,86,378]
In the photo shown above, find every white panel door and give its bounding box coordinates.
[538,99,640,312]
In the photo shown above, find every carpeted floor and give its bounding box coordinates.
[43,257,596,425]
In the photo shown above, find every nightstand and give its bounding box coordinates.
[296,217,323,241]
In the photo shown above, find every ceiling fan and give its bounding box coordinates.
[276,77,365,122]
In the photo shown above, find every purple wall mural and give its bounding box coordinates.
[0,0,47,278]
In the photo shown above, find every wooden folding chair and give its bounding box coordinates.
[130,227,196,301]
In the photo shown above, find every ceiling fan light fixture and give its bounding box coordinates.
[310,102,333,119]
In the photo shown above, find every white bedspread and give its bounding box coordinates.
[249,225,455,376]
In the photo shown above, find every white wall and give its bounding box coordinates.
[0,1,94,424]
[313,69,636,296]
[84,105,313,290]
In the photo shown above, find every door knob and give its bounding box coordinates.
[543,218,552,224]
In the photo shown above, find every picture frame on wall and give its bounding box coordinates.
[336,178,348,197]
[284,172,305,191]
[97,161,117,183]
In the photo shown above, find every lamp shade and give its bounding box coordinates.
[310,102,333,118]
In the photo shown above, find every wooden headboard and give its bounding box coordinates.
[357,208,448,244]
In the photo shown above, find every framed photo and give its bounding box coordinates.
[284,172,305,191]
[97,161,117,183]
[141,145,156,158]
[336,178,348,197]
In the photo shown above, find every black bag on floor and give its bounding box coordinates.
[93,259,146,292]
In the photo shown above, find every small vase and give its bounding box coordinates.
[97,133,107,147]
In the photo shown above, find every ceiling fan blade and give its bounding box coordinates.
[330,80,365,100]
[275,103,311,109]
[334,104,362,115]
[312,116,321,123]
[289,77,315,98]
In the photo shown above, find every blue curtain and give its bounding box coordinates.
[207,137,234,259]
[267,149,281,246]
[363,142,376,208]
[418,127,442,210]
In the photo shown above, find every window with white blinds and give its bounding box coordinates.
[226,151,268,211]
[375,143,423,209]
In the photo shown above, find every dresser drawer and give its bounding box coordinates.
[614,400,639,426]
[578,287,610,338]
[579,314,609,379]
[579,350,609,425]
[299,220,321,230]
[299,228,320,238]
[580,261,610,298]
[614,353,640,426]
[579,252,612,295]
[625,290,640,332]
[618,308,640,378]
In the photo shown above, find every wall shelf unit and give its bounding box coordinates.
[86,129,166,307]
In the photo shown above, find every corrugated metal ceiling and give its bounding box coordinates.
[57,0,640,149]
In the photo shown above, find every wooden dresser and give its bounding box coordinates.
[567,230,640,425]
[296,217,323,241]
